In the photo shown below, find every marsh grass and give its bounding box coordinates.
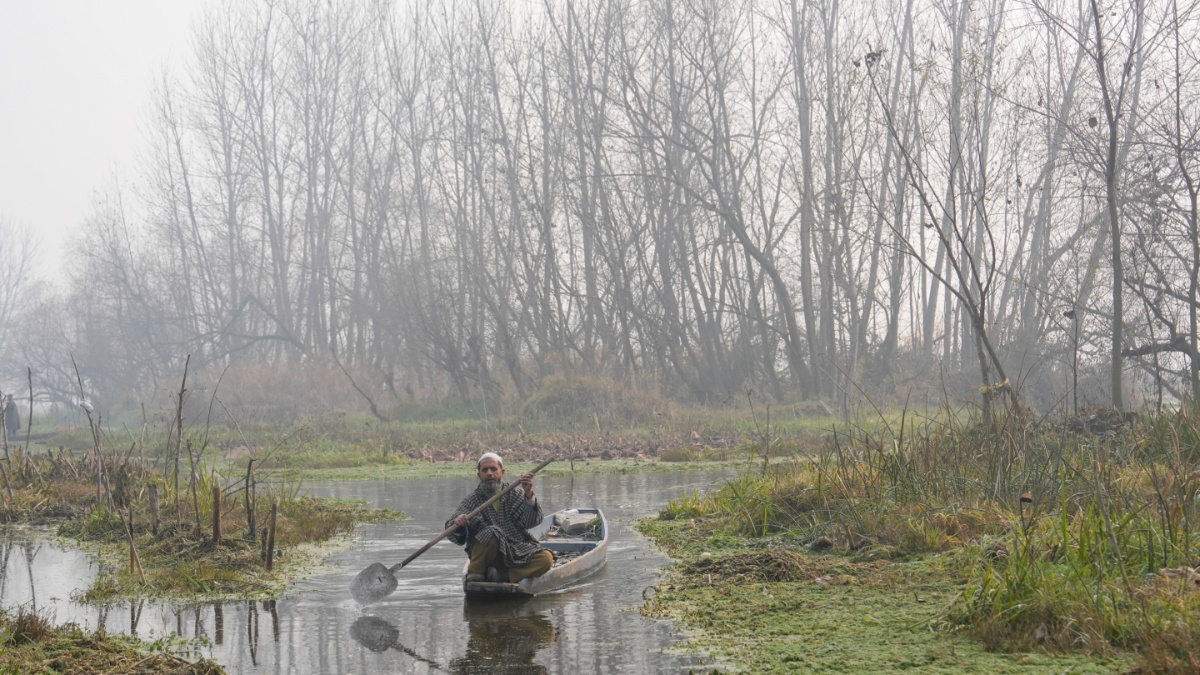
[657,404,1200,670]
[36,384,844,474]
[0,605,223,674]
[659,490,711,520]
[2,605,54,645]
[0,448,401,601]
[64,489,400,600]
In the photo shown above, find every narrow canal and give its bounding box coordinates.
[1,469,727,673]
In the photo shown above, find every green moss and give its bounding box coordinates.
[639,519,1136,673]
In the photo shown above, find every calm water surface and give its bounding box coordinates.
[0,470,729,673]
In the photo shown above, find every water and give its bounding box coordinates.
[0,469,729,673]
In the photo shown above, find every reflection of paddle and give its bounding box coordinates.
[348,458,554,605]
[349,615,443,669]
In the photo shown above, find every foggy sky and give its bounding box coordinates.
[0,0,206,278]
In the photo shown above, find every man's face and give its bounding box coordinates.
[477,458,504,485]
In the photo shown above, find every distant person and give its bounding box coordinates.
[447,452,553,583]
[3,394,19,442]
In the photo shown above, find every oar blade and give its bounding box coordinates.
[349,562,398,605]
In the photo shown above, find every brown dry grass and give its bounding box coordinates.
[1,454,399,601]
[682,550,815,583]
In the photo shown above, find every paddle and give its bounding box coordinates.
[349,457,554,604]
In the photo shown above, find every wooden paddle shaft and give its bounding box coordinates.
[389,457,554,573]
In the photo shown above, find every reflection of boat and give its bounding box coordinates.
[450,603,556,674]
[463,508,607,597]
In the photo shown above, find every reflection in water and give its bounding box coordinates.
[0,539,45,612]
[450,600,556,674]
[350,615,444,669]
[130,598,144,634]
[215,602,224,645]
[2,471,727,673]
[244,599,280,667]
[248,600,259,667]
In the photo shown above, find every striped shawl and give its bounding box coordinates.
[446,482,546,567]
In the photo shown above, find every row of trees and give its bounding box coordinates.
[4,0,1199,417]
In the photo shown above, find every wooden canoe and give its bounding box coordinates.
[462,508,608,597]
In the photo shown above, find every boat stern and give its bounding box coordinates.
[463,578,529,595]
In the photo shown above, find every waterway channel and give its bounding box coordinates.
[1,469,729,673]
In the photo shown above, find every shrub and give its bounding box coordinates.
[660,490,710,520]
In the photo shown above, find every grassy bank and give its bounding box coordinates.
[0,453,402,601]
[640,519,1132,673]
[0,605,222,674]
[31,388,836,476]
[639,406,1200,673]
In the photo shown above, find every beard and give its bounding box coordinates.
[479,480,501,498]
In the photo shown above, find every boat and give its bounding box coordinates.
[462,507,608,596]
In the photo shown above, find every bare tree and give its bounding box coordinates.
[1088,0,1146,411]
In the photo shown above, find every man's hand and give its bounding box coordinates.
[520,472,535,499]
[454,514,470,528]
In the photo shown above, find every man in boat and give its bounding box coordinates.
[447,452,554,584]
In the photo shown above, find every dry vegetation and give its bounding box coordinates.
[0,447,399,601]
[0,605,223,674]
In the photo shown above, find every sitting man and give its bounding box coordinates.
[448,452,554,583]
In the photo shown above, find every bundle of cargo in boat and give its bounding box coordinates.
[545,511,602,540]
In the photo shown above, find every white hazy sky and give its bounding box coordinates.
[0,1,209,279]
